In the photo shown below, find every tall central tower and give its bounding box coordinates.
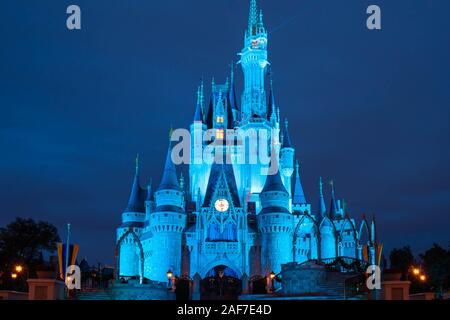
[240,0,269,122]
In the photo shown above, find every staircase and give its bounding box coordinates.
[75,289,113,300]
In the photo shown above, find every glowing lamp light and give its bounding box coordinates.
[167,270,173,279]
[11,273,17,279]
[269,271,275,280]
[15,265,23,273]
[420,275,426,282]
[413,268,420,275]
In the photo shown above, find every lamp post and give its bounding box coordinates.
[269,271,275,293]
[167,269,173,290]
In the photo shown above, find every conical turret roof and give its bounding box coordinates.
[293,160,306,204]
[261,161,288,194]
[124,155,146,213]
[157,141,182,192]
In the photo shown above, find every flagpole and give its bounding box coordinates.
[65,223,71,288]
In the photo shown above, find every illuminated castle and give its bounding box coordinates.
[115,0,378,287]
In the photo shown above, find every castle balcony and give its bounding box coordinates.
[203,241,240,255]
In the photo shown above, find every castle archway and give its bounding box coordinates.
[200,265,242,300]
[114,228,144,283]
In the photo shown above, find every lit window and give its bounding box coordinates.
[216,116,224,123]
[216,129,224,139]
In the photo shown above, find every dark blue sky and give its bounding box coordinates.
[1,0,449,265]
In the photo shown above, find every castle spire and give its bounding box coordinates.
[229,61,238,112]
[293,160,306,204]
[329,180,337,219]
[268,69,276,121]
[282,118,293,148]
[157,138,181,192]
[318,177,326,219]
[248,0,258,35]
[135,153,139,175]
[124,155,145,213]
[193,81,204,123]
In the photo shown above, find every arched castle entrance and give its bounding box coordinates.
[200,265,242,300]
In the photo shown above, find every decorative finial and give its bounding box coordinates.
[295,159,300,175]
[285,118,289,130]
[329,180,335,196]
[168,126,173,142]
[230,61,234,82]
[135,153,139,174]
[319,177,323,195]
[200,78,204,111]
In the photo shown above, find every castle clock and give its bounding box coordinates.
[214,199,229,212]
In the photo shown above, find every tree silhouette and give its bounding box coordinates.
[0,217,60,288]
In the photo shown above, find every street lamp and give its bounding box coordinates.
[11,273,17,279]
[15,265,23,273]
[420,275,426,282]
[167,270,173,289]
[269,271,275,292]
[412,268,420,276]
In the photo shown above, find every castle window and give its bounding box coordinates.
[216,129,224,140]
[216,116,224,123]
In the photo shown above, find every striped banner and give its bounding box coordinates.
[57,243,79,279]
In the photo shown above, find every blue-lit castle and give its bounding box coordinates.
[115,0,378,294]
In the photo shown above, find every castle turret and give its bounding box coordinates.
[258,163,293,275]
[148,142,186,281]
[116,155,146,278]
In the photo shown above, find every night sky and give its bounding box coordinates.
[1,0,449,265]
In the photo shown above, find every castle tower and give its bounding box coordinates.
[240,0,269,121]
[258,163,293,275]
[116,155,146,278]
[148,142,187,282]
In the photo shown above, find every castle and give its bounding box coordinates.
[115,0,378,287]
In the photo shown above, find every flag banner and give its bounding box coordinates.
[376,243,383,266]
[57,243,79,279]
[362,245,369,263]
